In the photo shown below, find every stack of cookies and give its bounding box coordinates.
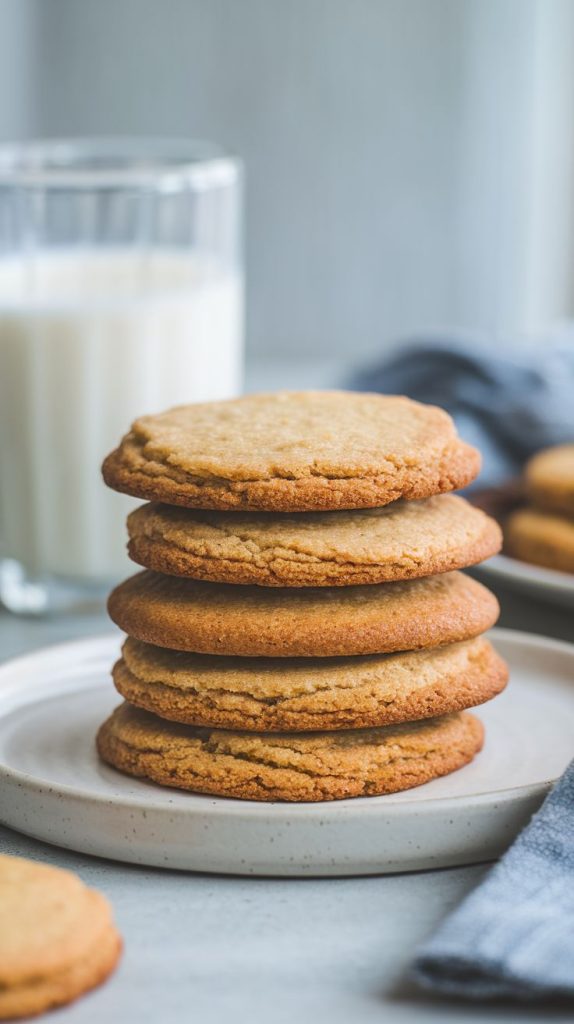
[98,391,507,802]
[506,444,574,575]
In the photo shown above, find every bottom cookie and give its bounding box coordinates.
[97,703,484,802]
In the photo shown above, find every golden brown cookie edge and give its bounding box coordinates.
[96,707,484,802]
[107,571,500,658]
[111,641,508,731]
[126,513,502,586]
[0,917,121,1020]
[103,437,480,512]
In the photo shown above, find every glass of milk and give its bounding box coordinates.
[0,138,243,613]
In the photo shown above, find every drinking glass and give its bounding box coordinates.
[0,138,243,613]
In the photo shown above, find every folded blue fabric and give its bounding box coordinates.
[412,759,574,1000]
[349,336,574,488]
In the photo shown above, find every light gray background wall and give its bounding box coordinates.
[1,0,573,362]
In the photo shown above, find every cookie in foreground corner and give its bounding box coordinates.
[102,390,480,512]
[112,635,508,732]
[126,493,501,587]
[97,703,484,802]
[0,854,121,1020]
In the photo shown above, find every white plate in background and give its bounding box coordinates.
[0,629,572,876]
[477,554,574,609]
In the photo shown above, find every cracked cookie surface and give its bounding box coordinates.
[97,704,484,801]
[102,390,480,512]
[108,569,499,657]
[127,494,501,587]
[0,854,121,1020]
[113,635,508,731]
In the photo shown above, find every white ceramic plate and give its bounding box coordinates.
[0,629,572,876]
[477,554,574,608]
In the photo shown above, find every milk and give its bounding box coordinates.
[0,250,243,580]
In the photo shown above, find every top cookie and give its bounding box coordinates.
[525,444,574,517]
[102,390,480,512]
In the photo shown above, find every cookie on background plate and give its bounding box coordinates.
[97,703,484,802]
[525,443,574,517]
[113,635,508,731]
[103,390,480,512]
[0,854,121,1020]
[506,507,574,575]
[126,494,501,587]
[108,570,500,658]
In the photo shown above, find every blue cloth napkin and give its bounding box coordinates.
[350,335,574,488]
[412,759,574,1000]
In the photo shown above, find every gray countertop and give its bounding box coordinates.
[0,581,572,1024]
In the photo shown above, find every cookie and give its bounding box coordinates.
[126,494,501,587]
[113,635,507,731]
[525,444,574,516]
[505,507,574,574]
[102,390,480,512]
[97,703,484,802]
[0,854,121,1020]
[108,569,499,658]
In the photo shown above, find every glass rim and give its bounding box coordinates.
[0,137,240,191]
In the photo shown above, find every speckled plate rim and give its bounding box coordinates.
[0,628,572,875]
